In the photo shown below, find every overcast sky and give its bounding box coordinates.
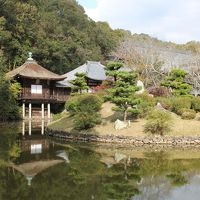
[77,0,200,44]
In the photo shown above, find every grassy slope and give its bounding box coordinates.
[48,102,200,136]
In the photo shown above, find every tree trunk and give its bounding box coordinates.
[124,109,127,122]
[114,75,117,82]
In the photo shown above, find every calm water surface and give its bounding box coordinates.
[1,122,200,200]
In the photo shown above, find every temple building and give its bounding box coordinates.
[57,61,107,88]
[6,52,69,119]
[6,54,108,119]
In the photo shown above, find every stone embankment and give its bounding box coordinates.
[47,128,200,146]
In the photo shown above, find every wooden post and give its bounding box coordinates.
[29,120,31,136]
[22,103,25,119]
[41,120,44,135]
[47,103,51,119]
[29,103,32,119]
[22,121,25,136]
[41,103,44,119]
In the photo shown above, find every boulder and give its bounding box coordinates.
[155,102,167,111]
[136,80,145,94]
[114,119,127,130]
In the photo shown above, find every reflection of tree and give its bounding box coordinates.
[166,173,187,186]
[134,150,190,200]
[0,168,28,200]
[0,131,21,164]
[3,138,200,200]
[102,160,141,200]
[0,143,141,200]
[0,126,25,200]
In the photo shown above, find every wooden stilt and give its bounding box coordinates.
[22,103,25,119]
[41,120,44,135]
[29,120,31,135]
[29,103,32,119]
[41,103,44,119]
[47,103,51,119]
[22,121,25,136]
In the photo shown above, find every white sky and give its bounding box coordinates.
[78,0,200,44]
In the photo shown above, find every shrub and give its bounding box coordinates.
[65,95,79,115]
[144,109,172,135]
[171,97,192,115]
[76,94,103,112]
[92,84,110,93]
[148,86,170,97]
[191,97,200,112]
[52,112,66,121]
[156,97,173,111]
[136,93,156,118]
[67,94,103,130]
[181,109,196,120]
[74,112,102,129]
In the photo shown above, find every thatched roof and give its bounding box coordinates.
[7,53,65,81]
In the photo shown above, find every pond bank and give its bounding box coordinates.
[47,128,200,146]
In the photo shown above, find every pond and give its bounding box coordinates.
[1,122,200,200]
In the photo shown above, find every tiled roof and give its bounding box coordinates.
[57,61,106,87]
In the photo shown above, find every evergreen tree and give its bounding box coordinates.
[161,69,192,96]
[106,71,140,121]
[70,72,89,94]
[0,76,21,121]
[66,94,103,129]
[105,62,123,82]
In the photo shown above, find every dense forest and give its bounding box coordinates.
[0,0,123,74]
[1,0,200,74]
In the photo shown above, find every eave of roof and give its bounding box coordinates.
[7,60,65,81]
[59,61,106,87]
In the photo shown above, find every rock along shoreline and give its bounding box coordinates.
[47,128,200,146]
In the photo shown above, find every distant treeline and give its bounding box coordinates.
[0,0,124,74]
[1,0,200,75]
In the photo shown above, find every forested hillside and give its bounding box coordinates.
[1,0,200,75]
[0,0,121,74]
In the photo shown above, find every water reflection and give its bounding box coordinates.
[1,124,200,199]
[22,120,48,136]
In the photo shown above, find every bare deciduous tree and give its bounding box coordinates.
[112,36,166,87]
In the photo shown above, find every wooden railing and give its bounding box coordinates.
[19,93,69,102]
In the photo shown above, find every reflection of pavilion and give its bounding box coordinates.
[22,120,50,135]
[11,137,66,186]
[20,120,50,154]
[20,137,50,154]
[13,125,68,186]
[11,160,64,186]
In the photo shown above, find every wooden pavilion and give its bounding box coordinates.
[6,52,69,119]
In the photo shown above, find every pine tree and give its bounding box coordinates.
[70,73,89,94]
[106,71,140,121]
[105,62,123,82]
[161,69,192,96]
